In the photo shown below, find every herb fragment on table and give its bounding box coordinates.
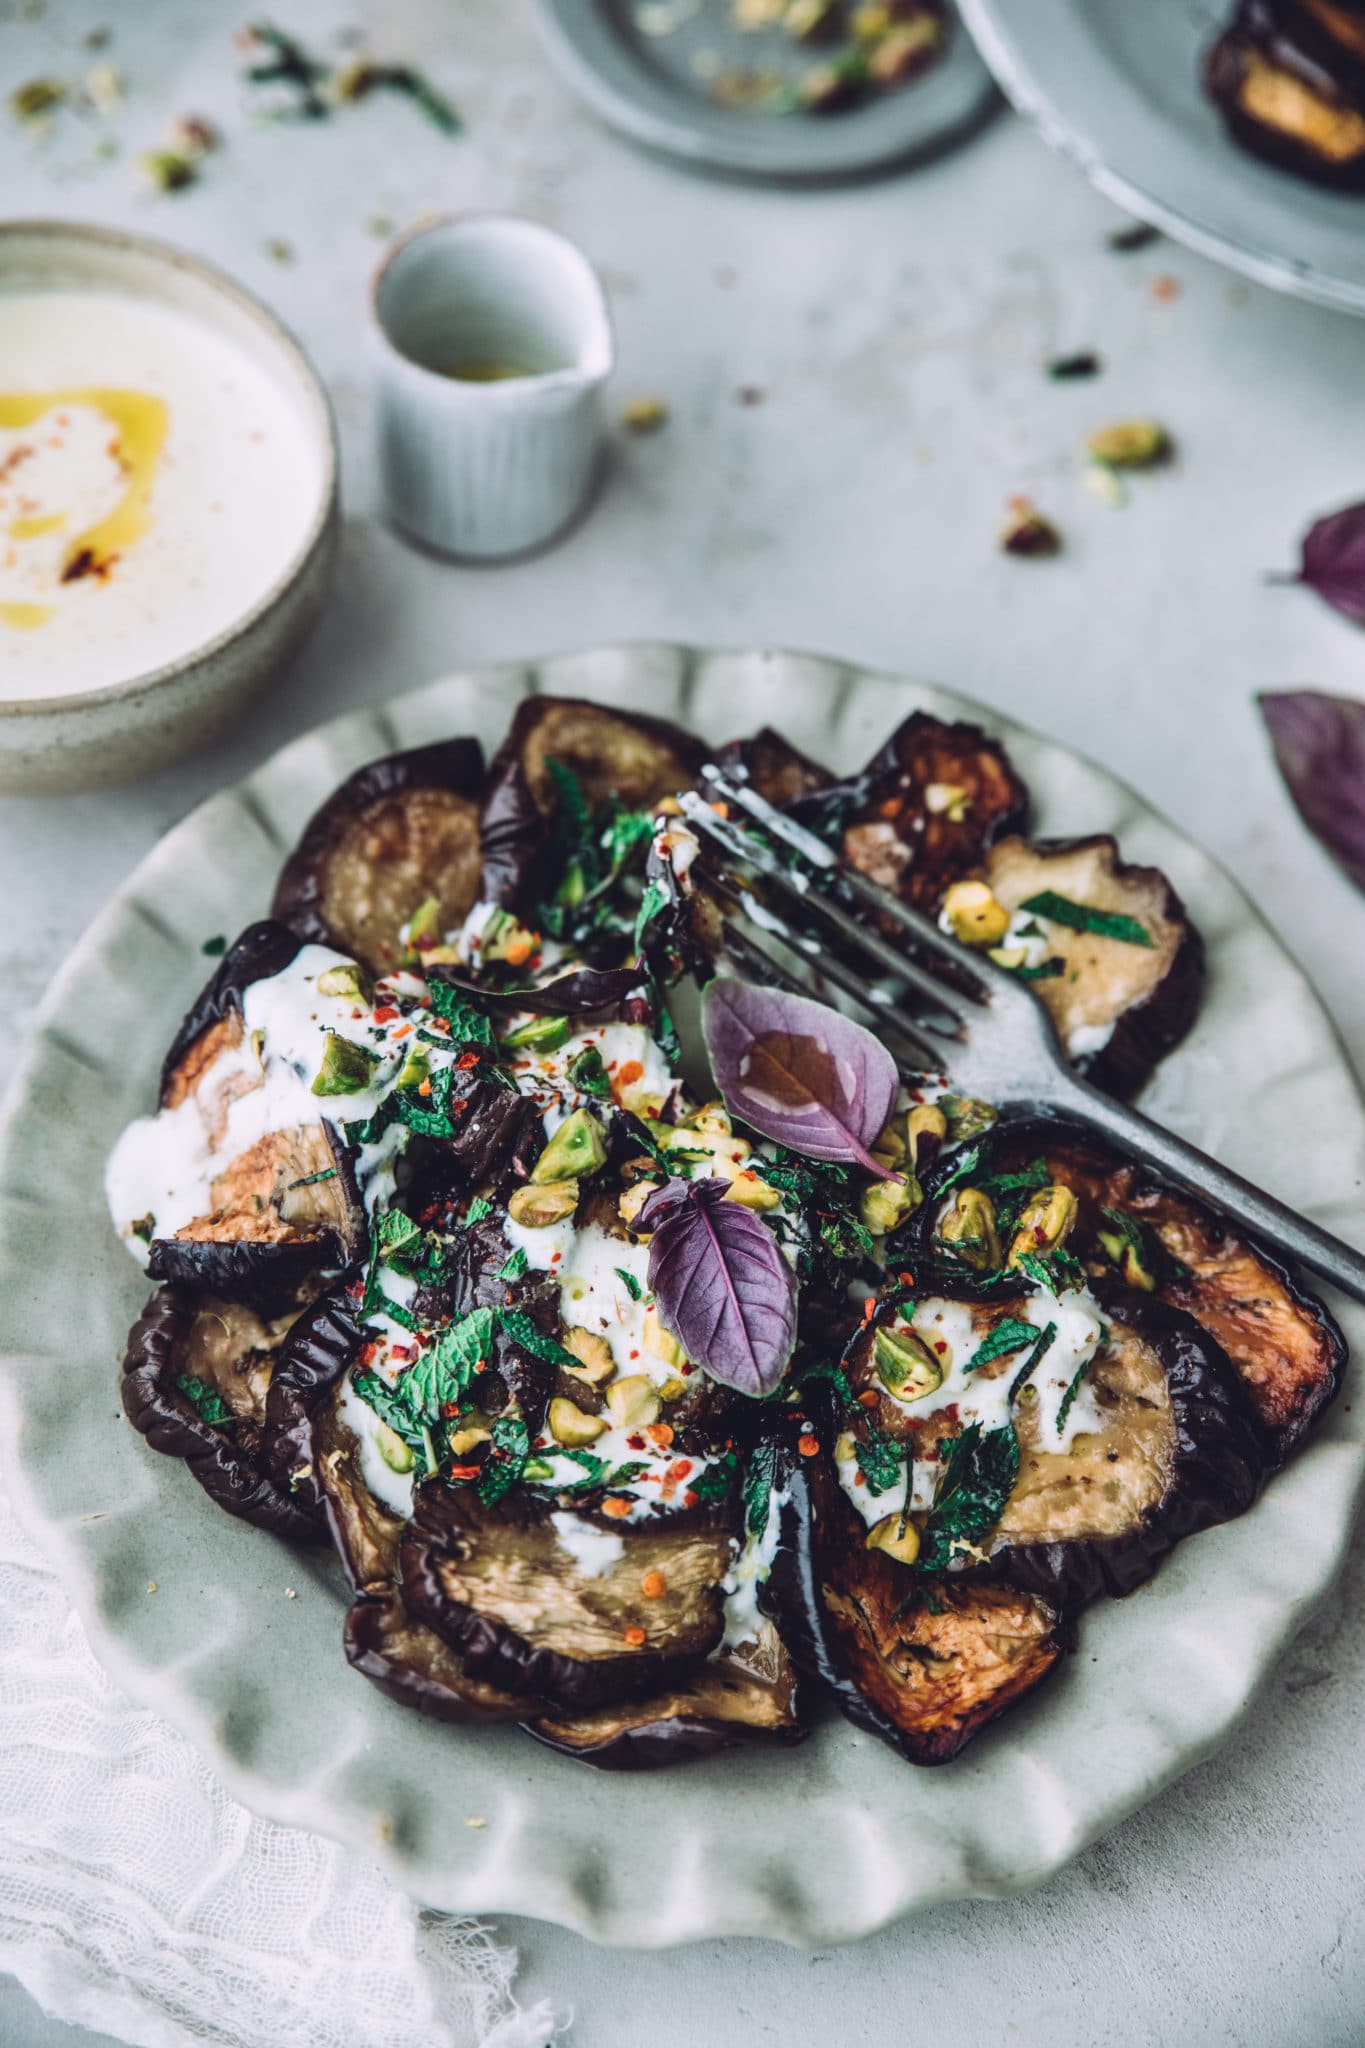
[1086,419,1172,470]
[201,934,227,957]
[622,396,668,433]
[1105,220,1160,253]
[1282,502,1365,628]
[1258,690,1365,894]
[1018,889,1154,948]
[1046,351,1101,380]
[999,497,1062,558]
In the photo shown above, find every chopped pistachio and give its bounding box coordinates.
[942,1095,996,1143]
[311,1032,379,1096]
[548,1398,607,1447]
[562,1326,616,1384]
[606,1374,661,1428]
[449,1420,493,1456]
[1098,1225,1157,1293]
[138,149,198,192]
[395,1045,430,1093]
[859,1175,922,1236]
[11,78,67,122]
[906,1102,948,1167]
[798,58,865,110]
[733,0,787,25]
[501,1014,570,1054]
[507,1179,579,1228]
[619,1179,661,1228]
[1000,497,1062,558]
[405,895,442,951]
[643,1303,686,1369]
[658,1374,688,1402]
[375,1422,415,1474]
[872,1323,943,1400]
[1008,1184,1080,1266]
[168,114,220,155]
[530,1107,606,1184]
[723,1170,782,1212]
[938,1187,1002,1271]
[942,879,1011,947]
[317,961,371,1001]
[84,64,123,111]
[866,1511,920,1566]
[622,395,668,433]
[922,780,970,820]
[1086,419,1172,469]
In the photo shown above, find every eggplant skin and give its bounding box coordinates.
[264,1288,366,1517]
[983,833,1205,1099]
[939,1115,1348,1464]
[758,1404,1069,1765]
[401,1481,737,1710]
[344,1591,530,1725]
[271,739,486,975]
[121,1287,323,1542]
[712,728,833,810]
[479,695,705,909]
[787,711,1029,915]
[147,1232,348,1318]
[1206,0,1365,188]
[524,1625,807,1770]
[159,920,304,1108]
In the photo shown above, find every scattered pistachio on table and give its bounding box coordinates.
[622,396,669,433]
[999,496,1062,558]
[1086,419,1173,469]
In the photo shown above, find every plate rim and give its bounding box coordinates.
[532,0,998,183]
[957,0,1365,316]
[1,639,1360,1947]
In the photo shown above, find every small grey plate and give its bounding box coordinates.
[959,0,1365,315]
[533,0,997,182]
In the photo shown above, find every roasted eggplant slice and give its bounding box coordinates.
[759,1407,1068,1763]
[401,1483,738,1708]
[926,1118,1348,1462]
[713,727,833,810]
[525,1618,805,1769]
[271,740,486,975]
[1206,0,1365,187]
[121,1286,323,1541]
[981,834,1203,1095]
[480,696,705,909]
[788,711,1029,914]
[159,920,304,1109]
[843,1285,1262,1603]
[344,1591,529,1725]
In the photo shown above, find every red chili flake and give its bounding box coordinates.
[623,1624,647,1646]
[668,1459,693,1481]
[452,1098,470,1115]
[857,1389,880,1409]
[391,1023,413,1040]
[390,1343,416,1363]
[448,1463,481,1481]
[358,1341,379,1366]
[373,1005,398,1024]
[854,1471,866,1487]
[797,1433,819,1458]
[933,1340,947,1355]
[682,1488,699,1509]
[861,1300,875,1322]
[550,1251,562,1265]
[629,1349,640,1360]
[617,1059,644,1087]
[456,1051,481,1070]
[898,1271,915,1286]
[418,1078,433,1097]
[943,1403,960,1423]
[440,1401,460,1418]
[626,1433,646,1451]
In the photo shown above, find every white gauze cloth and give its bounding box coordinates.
[0,1488,559,2048]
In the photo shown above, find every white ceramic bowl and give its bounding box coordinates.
[0,221,339,794]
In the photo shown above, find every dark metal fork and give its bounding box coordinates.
[679,766,1365,1306]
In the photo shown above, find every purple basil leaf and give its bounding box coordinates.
[641,1177,796,1397]
[1296,502,1365,627]
[1259,690,1365,894]
[701,977,899,1177]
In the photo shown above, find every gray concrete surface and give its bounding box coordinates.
[0,3,1361,2044]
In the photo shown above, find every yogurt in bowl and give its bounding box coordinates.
[0,223,337,792]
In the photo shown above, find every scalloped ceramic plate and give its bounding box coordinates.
[0,645,1361,1947]
[958,0,1365,315]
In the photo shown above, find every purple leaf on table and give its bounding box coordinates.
[1259,690,1365,893]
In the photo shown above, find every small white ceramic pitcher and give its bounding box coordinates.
[371,214,614,560]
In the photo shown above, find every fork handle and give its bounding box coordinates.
[1048,1074,1365,1307]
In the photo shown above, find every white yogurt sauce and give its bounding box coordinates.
[550,1512,625,1577]
[0,290,324,700]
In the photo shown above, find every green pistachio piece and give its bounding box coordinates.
[311,1032,379,1097]
[375,1422,415,1474]
[1008,1184,1080,1267]
[938,1187,1002,1271]
[501,1015,570,1054]
[859,1175,922,1236]
[530,1107,607,1185]
[872,1324,944,1401]
[316,962,372,1001]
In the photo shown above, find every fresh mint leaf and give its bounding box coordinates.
[200,934,227,957]
[1019,889,1155,949]
[916,1423,1019,1571]
[426,978,495,1045]
[549,1447,608,1490]
[688,1452,737,1505]
[965,1316,1039,1373]
[377,1210,422,1261]
[633,875,671,951]
[743,1438,779,1541]
[498,1309,581,1371]
[568,1046,613,1099]
[546,756,592,851]
[352,1370,428,1454]
[466,1195,494,1225]
[604,1460,649,1488]
[1015,1246,1086,1293]
[1008,1321,1057,1402]
[478,1414,530,1506]
[403,1306,498,1420]
[176,1373,232,1426]
[497,1247,529,1283]
[1056,1355,1090,1432]
[854,1423,903,1497]
[285,1166,338,1191]
[614,1266,643,1301]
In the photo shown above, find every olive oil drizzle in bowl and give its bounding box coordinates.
[0,387,169,628]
